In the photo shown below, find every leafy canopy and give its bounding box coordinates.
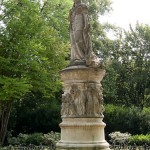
[0,0,70,101]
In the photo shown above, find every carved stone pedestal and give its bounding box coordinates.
[56,65,110,150]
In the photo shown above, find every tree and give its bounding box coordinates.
[102,23,150,107]
[82,0,113,56]
[0,0,69,145]
[40,0,72,41]
[120,23,150,107]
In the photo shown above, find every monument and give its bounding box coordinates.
[56,0,110,149]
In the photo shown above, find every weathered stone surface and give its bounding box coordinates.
[60,65,105,83]
[61,83,104,118]
[60,66,105,118]
[60,118,106,143]
[56,118,110,150]
[69,0,102,67]
[56,66,110,150]
[56,0,110,149]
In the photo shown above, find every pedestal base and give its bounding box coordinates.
[56,118,110,150]
[57,66,110,150]
[56,143,110,150]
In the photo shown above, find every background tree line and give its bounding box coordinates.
[0,0,149,146]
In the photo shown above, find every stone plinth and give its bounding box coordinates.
[60,65,105,84]
[56,65,110,150]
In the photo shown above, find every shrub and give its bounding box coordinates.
[7,132,60,146]
[7,133,29,145]
[109,131,131,144]
[129,134,150,145]
[25,133,44,145]
[8,92,62,135]
[43,131,60,146]
[17,133,29,145]
[109,132,150,146]
[104,104,150,138]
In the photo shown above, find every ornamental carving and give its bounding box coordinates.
[61,83,104,117]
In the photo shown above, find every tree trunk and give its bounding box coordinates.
[0,101,13,146]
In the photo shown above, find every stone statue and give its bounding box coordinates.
[61,83,104,117]
[69,0,102,67]
[61,92,76,117]
[86,83,104,116]
[70,84,86,116]
[57,1,109,149]
[61,93,70,116]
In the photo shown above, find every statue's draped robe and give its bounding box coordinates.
[69,4,92,63]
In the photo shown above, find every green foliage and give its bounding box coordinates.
[43,131,60,145]
[104,105,150,136]
[120,23,150,107]
[25,133,44,145]
[40,0,72,42]
[129,134,150,145]
[3,0,64,86]
[102,60,119,104]
[0,0,70,145]
[81,0,114,55]
[0,77,31,101]
[109,131,131,144]
[109,132,150,146]
[8,91,61,135]
[0,0,70,100]
[102,23,150,107]
[7,133,28,145]
[83,0,112,17]
[7,132,60,146]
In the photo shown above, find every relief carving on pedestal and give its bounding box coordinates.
[70,84,86,116]
[86,84,104,117]
[61,83,104,117]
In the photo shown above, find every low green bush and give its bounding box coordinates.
[43,131,60,145]
[129,134,150,145]
[7,131,60,146]
[109,132,150,146]
[109,131,131,144]
[25,133,44,145]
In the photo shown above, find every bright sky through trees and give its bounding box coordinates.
[101,0,150,29]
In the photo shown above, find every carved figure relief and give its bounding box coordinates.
[86,84,104,116]
[61,83,104,117]
[70,84,86,115]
